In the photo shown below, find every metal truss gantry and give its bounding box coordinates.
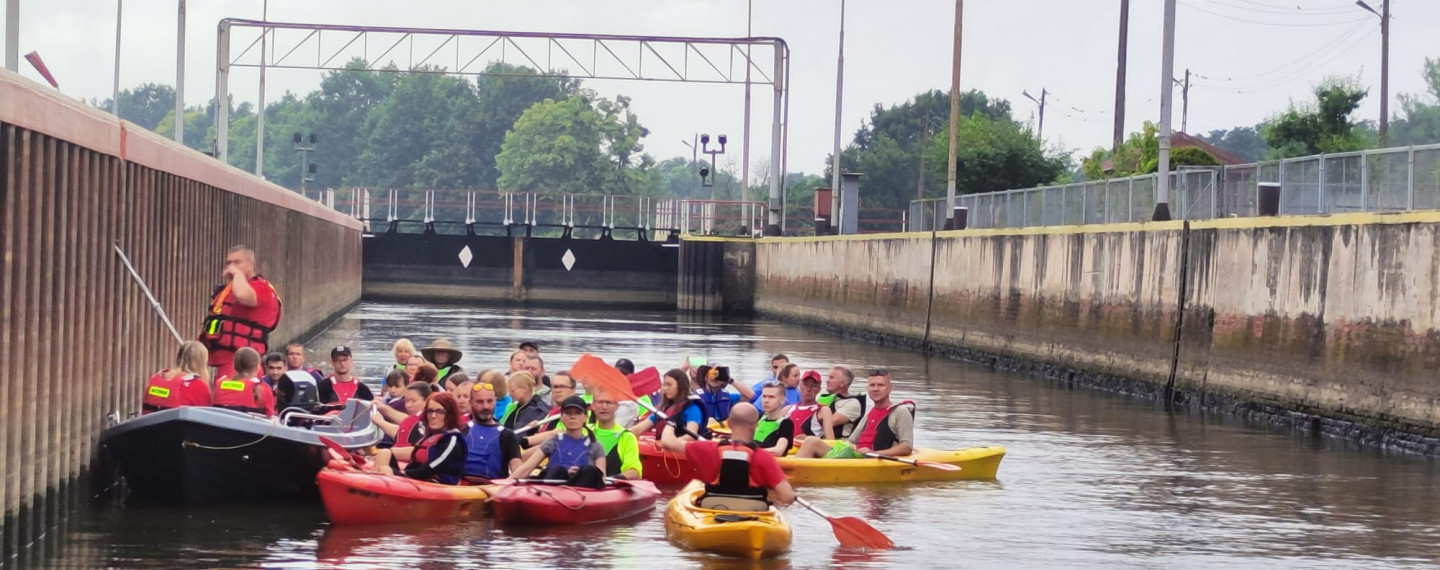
[215,19,793,233]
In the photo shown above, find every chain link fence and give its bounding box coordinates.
[909,144,1440,231]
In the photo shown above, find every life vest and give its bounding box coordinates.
[395,415,426,448]
[787,404,820,438]
[142,371,196,413]
[412,432,445,465]
[199,277,281,355]
[702,441,768,503]
[435,365,457,385]
[754,414,786,445]
[854,401,915,451]
[463,421,509,479]
[548,430,596,471]
[698,389,735,422]
[279,370,320,411]
[592,424,636,477]
[212,375,269,416]
[653,396,709,439]
[824,393,868,438]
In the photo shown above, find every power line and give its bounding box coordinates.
[1179,1,1370,27]
[1193,25,1376,94]
[1188,20,1368,87]
[1196,0,1360,17]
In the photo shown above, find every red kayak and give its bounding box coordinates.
[316,463,501,525]
[490,479,660,525]
[637,437,703,485]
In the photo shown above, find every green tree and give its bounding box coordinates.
[473,63,581,188]
[310,60,400,189]
[496,92,656,195]
[93,83,176,131]
[1391,56,1440,147]
[1262,76,1370,158]
[357,70,485,188]
[1083,121,1221,179]
[922,112,1067,200]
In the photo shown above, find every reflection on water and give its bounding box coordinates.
[43,303,1440,568]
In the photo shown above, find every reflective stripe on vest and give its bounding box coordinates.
[212,376,264,413]
[200,278,281,354]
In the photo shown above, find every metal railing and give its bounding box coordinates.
[908,143,1440,231]
[307,188,766,238]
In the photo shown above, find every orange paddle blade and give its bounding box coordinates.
[627,366,661,396]
[830,516,895,549]
[571,354,638,402]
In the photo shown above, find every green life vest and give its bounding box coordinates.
[817,393,837,406]
[754,415,784,444]
[590,423,641,477]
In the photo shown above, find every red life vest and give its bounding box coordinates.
[787,404,820,439]
[395,415,425,448]
[200,276,282,355]
[854,401,915,451]
[413,433,445,465]
[142,371,195,413]
[213,375,268,415]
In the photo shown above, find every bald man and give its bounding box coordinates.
[661,403,795,511]
[200,245,282,379]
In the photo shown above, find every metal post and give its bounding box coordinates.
[256,2,268,176]
[216,21,230,161]
[1317,154,1326,213]
[1112,0,1129,154]
[113,0,123,117]
[1380,0,1389,147]
[766,47,784,236]
[1152,0,1176,221]
[829,0,845,224]
[944,0,963,228]
[741,0,752,204]
[175,0,186,145]
[1407,146,1415,210]
[4,0,17,71]
[1360,152,1369,211]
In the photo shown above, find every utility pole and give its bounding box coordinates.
[1174,69,1190,133]
[1357,0,1390,146]
[175,0,185,145]
[113,0,123,117]
[829,0,846,225]
[741,0,752,203]
[1112,0,1129,154]
[1153,0,1176,221]
[1024,88,1047,140]
[917,114,931,201]
[257,0,269,176]
[944,0,963,229]
[4,0,17,72]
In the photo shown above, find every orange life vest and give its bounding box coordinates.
[212,375,268,415]
[142,372,196,414]
[200,277,282,354]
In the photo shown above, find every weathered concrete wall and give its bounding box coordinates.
[678,237,756,313]
[0,69,362,561]
[750,212,1440,453]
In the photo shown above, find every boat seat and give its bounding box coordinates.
[698,493,770,512]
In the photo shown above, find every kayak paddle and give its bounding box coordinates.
[513,414,560,435]
[318,435,364,468]
[863,452,961,471]
[794,496,894,549]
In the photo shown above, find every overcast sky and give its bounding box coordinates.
[4,0,1438,179]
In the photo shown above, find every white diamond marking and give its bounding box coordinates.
[562,249,576,271]
[458,245,474,268]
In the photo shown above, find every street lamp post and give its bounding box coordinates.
[175,0,186,145]
[700,134,728,200]
[293,132,317,194]
[5,0,18,72]
[1023,88,1047,140]
[1356,0,1389,147]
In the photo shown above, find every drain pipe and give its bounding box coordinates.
[1164,221,1191,407]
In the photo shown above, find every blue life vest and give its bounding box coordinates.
[699,389,735,422]
[464,422,507,479]
[549,431,595,471]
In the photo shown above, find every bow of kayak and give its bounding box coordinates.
[490,480,661,526]
[664,480,791,560]
[316,466,496,525]
[777,446,1005,484]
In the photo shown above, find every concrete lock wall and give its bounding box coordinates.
[0,69,363,560]
[748,212,1440,453]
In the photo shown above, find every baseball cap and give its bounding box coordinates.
[560,395,589,412]
[330,346,352,358]
[519,340,540,351]
[614,358,635,375]
[801,370,822,384]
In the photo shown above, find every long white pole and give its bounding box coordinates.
[175,0,185,145]
[740,0,751,204]
[256,0,268,176]
[4,0,16,72]
[113,0,123,116]
[1153,0,1175,220]
[829,0,845,223]
[945,0,963,226]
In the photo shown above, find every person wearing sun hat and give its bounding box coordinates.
[421,339,465,386]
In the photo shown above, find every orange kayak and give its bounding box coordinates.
[316,464,499,525]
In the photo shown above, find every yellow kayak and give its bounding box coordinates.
[664,480,792,560]
[777,446,1005,484]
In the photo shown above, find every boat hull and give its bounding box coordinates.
[317,467,494,525]
[490,480,660,526]
[664,480,790,560]
[640,438,1005,485]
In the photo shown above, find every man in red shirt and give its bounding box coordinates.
[200,246,282,378]
[660,403,795,510]
[319,346,374,405]
[212,347,277,417]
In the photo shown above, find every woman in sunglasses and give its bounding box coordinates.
[375,392,469,485]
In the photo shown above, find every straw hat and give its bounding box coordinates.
[421,339,464,364]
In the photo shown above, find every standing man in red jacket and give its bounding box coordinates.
[200,246,282,379]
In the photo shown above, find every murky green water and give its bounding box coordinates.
[42,302,1440,568]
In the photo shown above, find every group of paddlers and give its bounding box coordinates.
[139,245,917,509]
